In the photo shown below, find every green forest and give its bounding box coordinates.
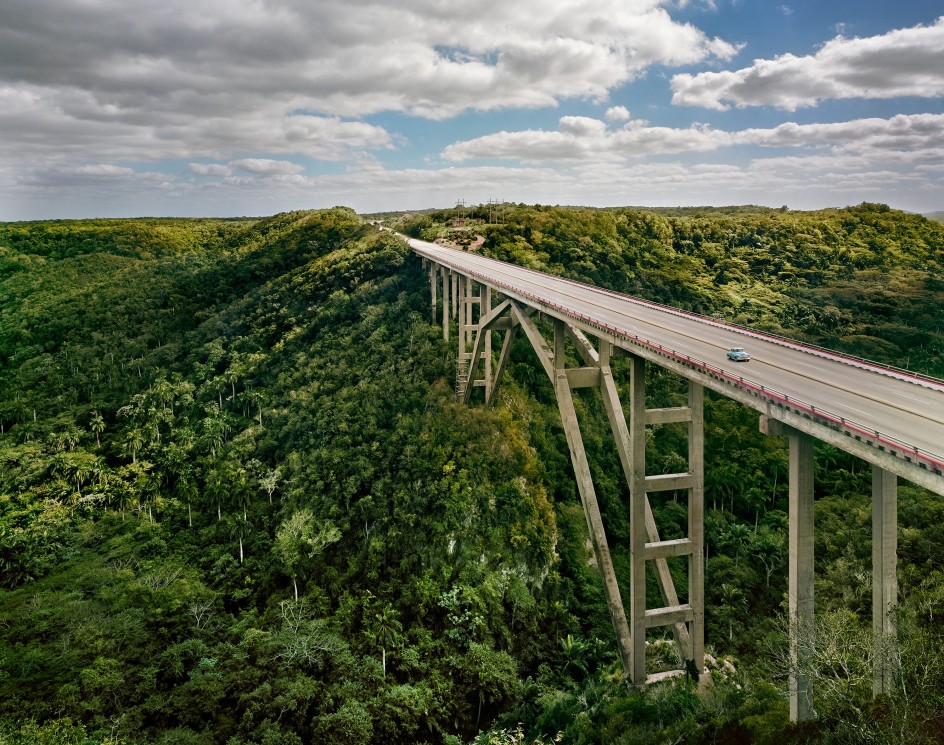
[0,204,942,744]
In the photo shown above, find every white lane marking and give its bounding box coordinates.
[784,360,833,376]
[895,392,934,404]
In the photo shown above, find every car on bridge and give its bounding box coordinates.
[727,347,751,362]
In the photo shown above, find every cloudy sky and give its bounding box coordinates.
[1,0,942,220]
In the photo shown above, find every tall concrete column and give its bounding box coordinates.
[628,354,648,685]
[468,278,473,351]
[484,286,493,401]
[430,265,437,322]
[457,275,465,353]
[788,432,815,722]
[872,465,898,696]
[687,381,705,677]
[441,267,450,341]
[463,278,474,355]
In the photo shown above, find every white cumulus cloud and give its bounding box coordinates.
[189,163,232,177]
[229,159,306,177]
[605,106,632,122]
[442,112,944,164]
[443,116,733,162]
[741,113,944,160]
[0,0,742,218]
[671,16,944,110]
[0,0,738,158]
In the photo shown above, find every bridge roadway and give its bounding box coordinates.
[406,236,944,493]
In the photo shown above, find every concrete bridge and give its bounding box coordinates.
[404,234,944,722]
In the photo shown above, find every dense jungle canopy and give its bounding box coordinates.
[1,204,942,744]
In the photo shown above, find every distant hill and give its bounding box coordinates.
[924,210,944,223]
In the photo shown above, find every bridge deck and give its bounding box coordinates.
[408,237,944,491]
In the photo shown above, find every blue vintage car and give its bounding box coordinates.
[727,347,751,362]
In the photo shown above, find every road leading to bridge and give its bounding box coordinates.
[406,237,944,482]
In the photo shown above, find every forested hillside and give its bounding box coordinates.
[1,205,943,744]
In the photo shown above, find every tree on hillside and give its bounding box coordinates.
[274,508,342,600]
[365,601,402,677]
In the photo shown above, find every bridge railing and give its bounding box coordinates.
[564,304,944,478]
[414,245,944,476]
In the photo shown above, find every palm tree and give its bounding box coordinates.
[722,522,753,566]
[89,411,105,448]
[717,583,747,642]
[201,404,231,459]
[177,475,198,528]
[121,426,145,464]
[231,464,252,521]
[560,634,590,682]
[205,466,226,521]
[242,389,266,426]
[368,604,402,677]
[226,514,252,564]
[70,452,101,499]
[752,531,785,587]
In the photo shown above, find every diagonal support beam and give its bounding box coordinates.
[567,326,600,366]
[551,320,633,675]
[513,306,555,383]
[486,322,518,407]
[479,299,513,331]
